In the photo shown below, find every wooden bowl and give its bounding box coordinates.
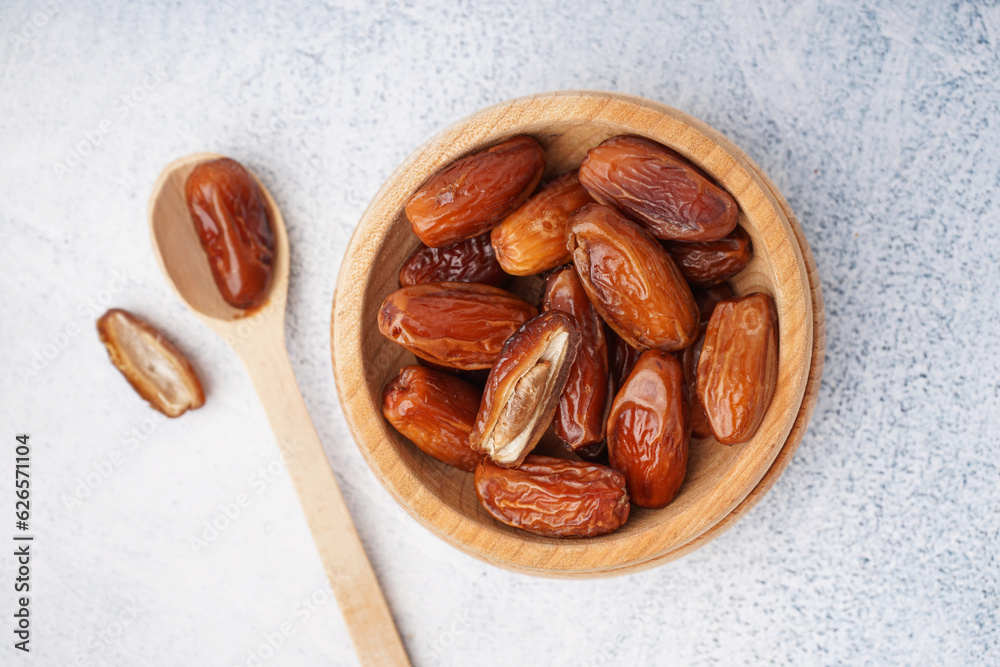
[332,91,817,577]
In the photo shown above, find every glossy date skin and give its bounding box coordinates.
[664,226,752,286]
[579,135,738,242]
[567,204,699,352]
[542,267,611,450]
[378,282,537,370]
[185,157,275,309]
[697,292,779,445]
[607,350,690,509]
[684,284,735,438]
[491,171,594,276]
[398,233,509,287]
[405,135,546,248]
[382,365,483,472]
[470,311,580,467]
[475,455,630,538]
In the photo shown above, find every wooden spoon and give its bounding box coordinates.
[149,152,410,666]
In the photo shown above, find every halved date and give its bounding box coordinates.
[697,292,779,445]
[382,365,482,472]
[378,282,537,370]
[567,204,699,351]
[97,309,205,418]
[664,226,752,286]
[491,171,594,276]
[579,135,738,242]
[607,350,689,509]
[542,267,611,450]
[399,233,509,287]
[470,311,580,467]
[475,455,630,538]
[405,135,546,247]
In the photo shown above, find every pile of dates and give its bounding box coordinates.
[378,134,778,538]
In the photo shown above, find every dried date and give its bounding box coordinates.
[579,135,738,242]
[664,226,752,286]
[491,171,594,276]
[185,157,275,309]
[399,233,509,287]
[567,204,699,351]
[470,311,580,467]
[475,455,630,537]
[542,267,611,450]
[378,282,537,370]
[405,135,546,247]
[697,292,779,445]
[382,365,482,472]
[97,309,205,418]
[685,284,735,438]
[607,350,689,508]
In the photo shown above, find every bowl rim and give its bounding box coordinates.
[332,90,814,575]
[538,155,826,578]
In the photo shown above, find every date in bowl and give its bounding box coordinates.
[331,91,824,577]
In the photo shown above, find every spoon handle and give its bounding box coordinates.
[238,323,410,667]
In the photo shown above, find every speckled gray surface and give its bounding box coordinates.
[1,0,998,665]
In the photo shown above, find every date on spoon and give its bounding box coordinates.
[149,153,409,667]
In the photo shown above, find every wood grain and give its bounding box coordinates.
[555,160,826,577]
[149,154,410,664]
[332,91,817,576]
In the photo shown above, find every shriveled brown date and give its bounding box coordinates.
[405,135,546,247]
[398,233,509,287]
[470,311,580,467]
[664,226,752,286]
[378,282,537,370]
[567,204,699,351]
[579,135,738,242]
[97,309,205,418]
[475,455,630,537]
[382,365,482,472]
[186,157,275,309]
[491,171,594,275]
[697,292,779,445]
[685,284,735,438]
[542,267,611,450]
[607,350,689,508]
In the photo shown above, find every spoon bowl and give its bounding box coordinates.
[148,152,289,324]
[148,154,409,666]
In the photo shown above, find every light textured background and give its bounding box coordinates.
[1,1,998,665]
